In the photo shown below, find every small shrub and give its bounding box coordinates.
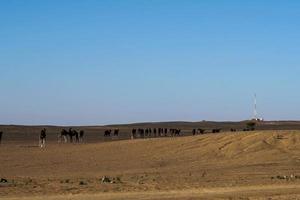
[79,181,87,186]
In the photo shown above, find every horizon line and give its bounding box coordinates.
[1,119,300,127]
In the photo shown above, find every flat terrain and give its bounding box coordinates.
[1,129,300,199]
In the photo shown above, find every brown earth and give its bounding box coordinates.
[1,129,300,199]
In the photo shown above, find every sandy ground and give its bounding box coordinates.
[1,130,300,199]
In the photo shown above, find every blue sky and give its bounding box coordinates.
[1,0,300,125]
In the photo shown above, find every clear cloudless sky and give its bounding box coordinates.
[1,0,300,125]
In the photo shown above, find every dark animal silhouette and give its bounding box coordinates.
[114,129,119,137]
[39,128,47,148]
[131,129,137,139]
[0,131,3,144]
[175,129,181,136]
[170,128,181,137]
[212,129,221,133]
[138,129,145,138]
[159,128,163,137]
[73,130,79,143]
[104,130,112,137]
[68,128,74,143]
[164,128,168,137]
[170,129,175,137]
[59,129,69,143]
[153,128,157,137]
[192,129,196,135]
[79,130,84,142]
[198,129,205,134]
[67,129,79,143]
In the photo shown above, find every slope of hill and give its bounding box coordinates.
[1,130,300,199]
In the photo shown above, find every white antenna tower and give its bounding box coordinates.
[253,93,258,120]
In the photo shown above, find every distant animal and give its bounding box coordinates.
[146,128,152,137]
[114,129,119,137]
[164,128,168,137]
[138,129,145,138]
[153,128,157,137]
[230,128,237,132]
[145,129,149,137]
[68,128,74,143]
[174,129,181,136]
[198,129,205,134]
[192,129,196,135]
[169,129,181,137]
[66,128,80,143]
[104,130,112,137]
[39,128,46,148]
[79,130,84,142]
[73,130,79,143]
[212,129,221,133]
[170,129,175,137]
[0,131,3,144]
[131,129,137,139]
[59,129,69,143]
[159,128,163,137]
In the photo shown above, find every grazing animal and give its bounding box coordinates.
[39,128,46,148]
[230,128,237,132]
[164,128,168,137]
[67,129,79,143]
[169,129,181,137]
[131,129,137,139]
[59,129,69,143]
[198,129,205,134]
[175,129,181,136]
[212,129,221,133]
[0,131,3,144]
[138,129,145,138]
[114,129,119,137]
[59,129,80,143]
[170,129,175,137]
[73,130,79,143]
[68,128,74,143]
[79,130,84,142]
[145,128,151,137]
[104,130,112,137]
[159,128,163,137]
[153,128,157,137]
[192,129,196,136]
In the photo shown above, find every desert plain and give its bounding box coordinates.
[1,122,300,199]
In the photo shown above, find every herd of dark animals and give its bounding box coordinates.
[59,128,85,143]
[104,129,119,137]
[130,128,182,138]
[0,124,256,148]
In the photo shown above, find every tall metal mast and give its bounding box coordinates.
[253,93,258,120]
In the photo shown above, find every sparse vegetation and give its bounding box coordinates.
[79,181,87,186]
